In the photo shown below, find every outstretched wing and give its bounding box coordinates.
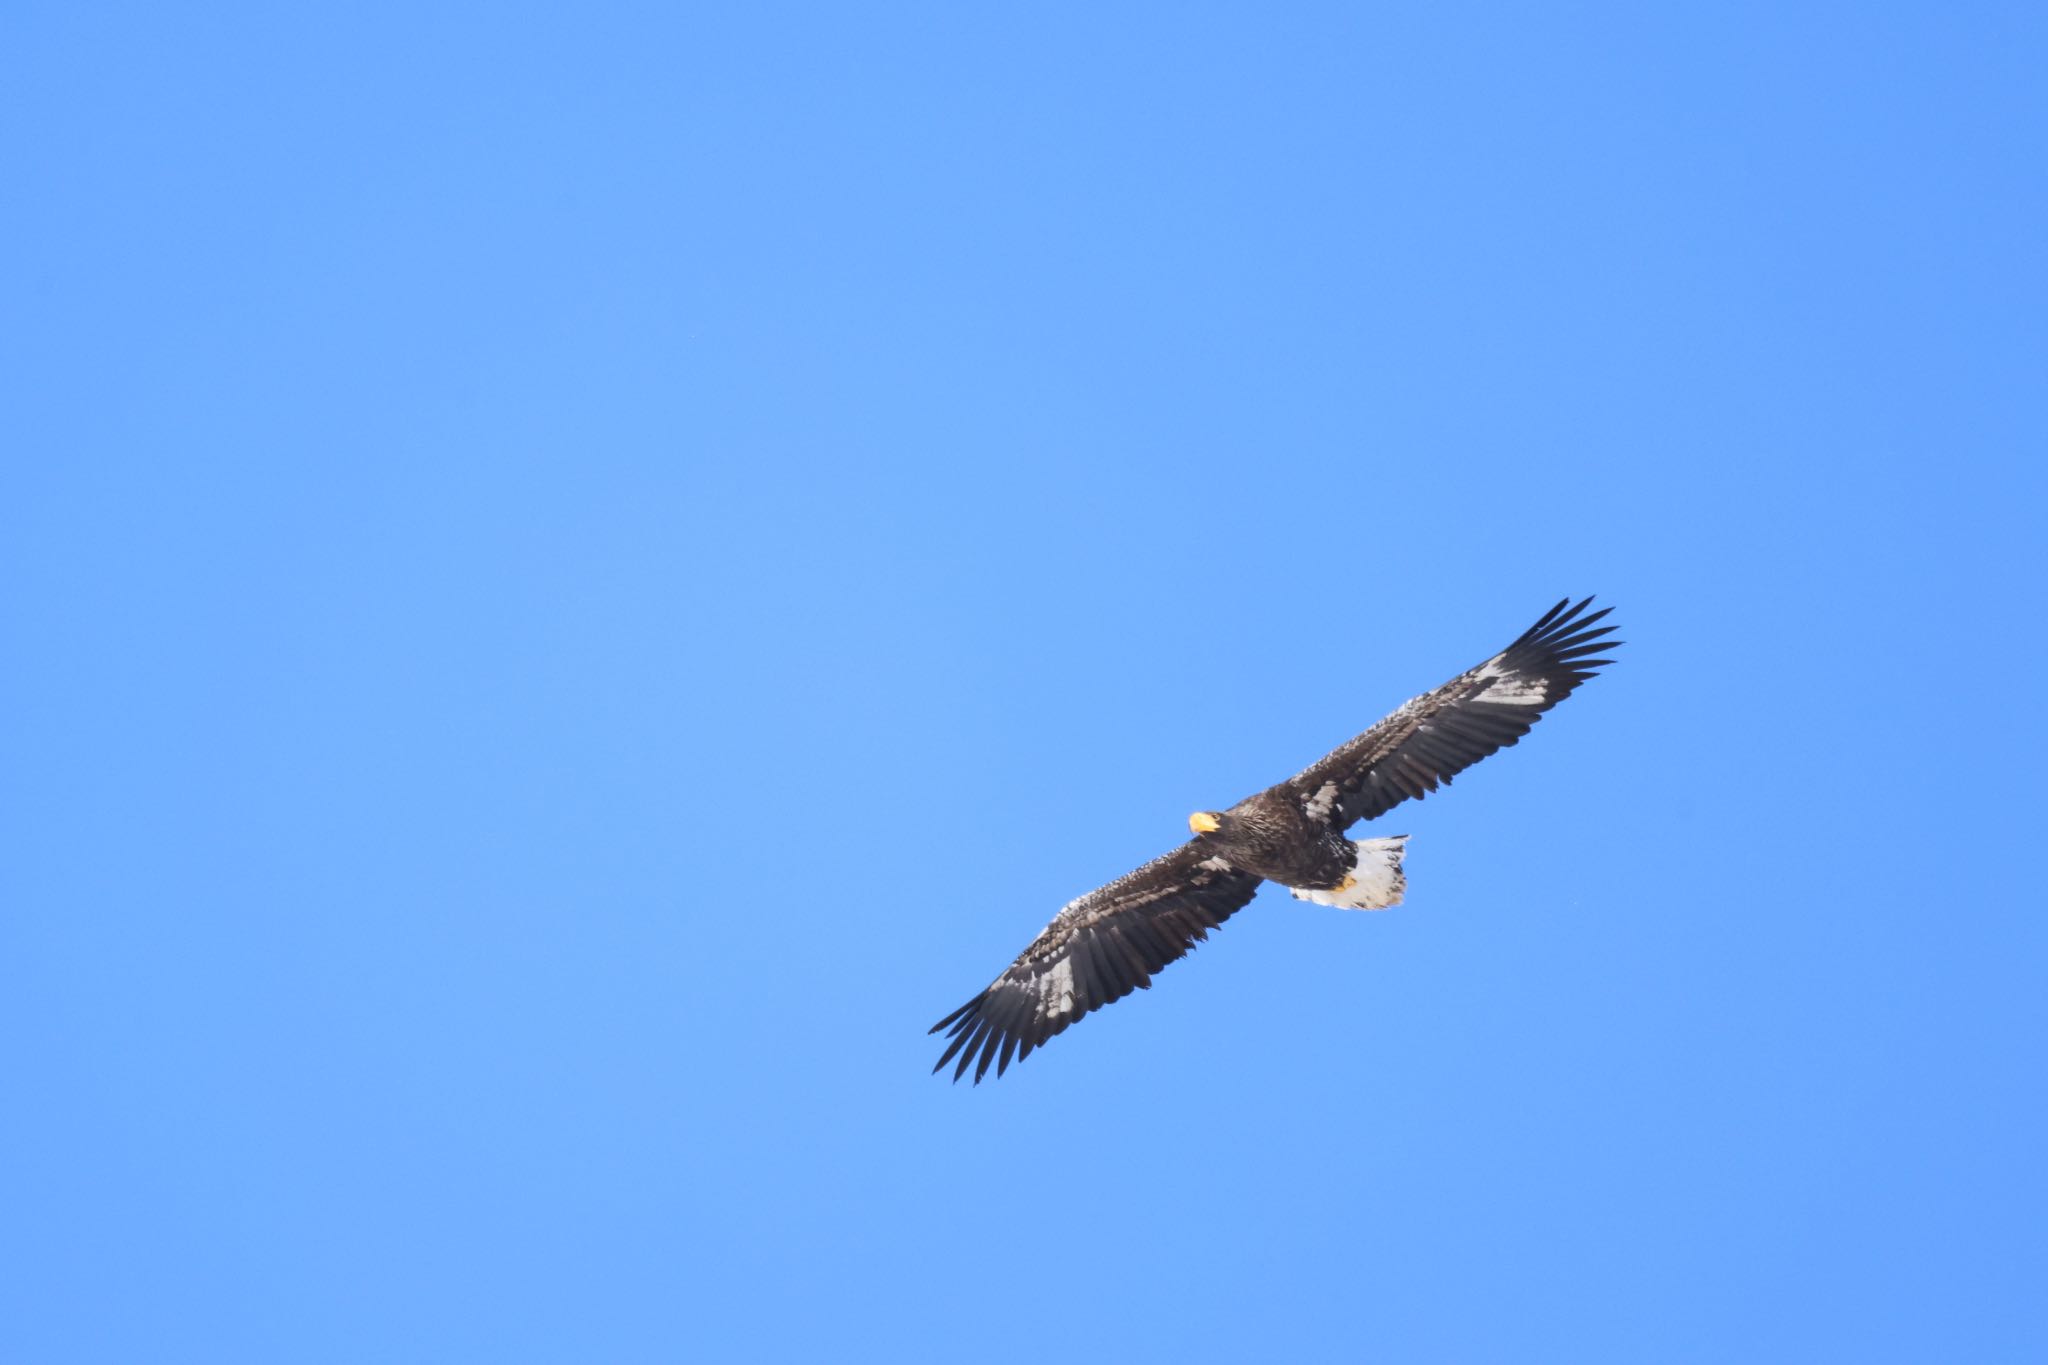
[929,844,1263,1084]
[1288,597,1621,830]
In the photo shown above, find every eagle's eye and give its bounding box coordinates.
[1188,811,1222,835]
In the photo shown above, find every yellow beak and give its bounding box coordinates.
[1188,811,1221,835]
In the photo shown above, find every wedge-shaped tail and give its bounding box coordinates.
[1289,835,1409,910]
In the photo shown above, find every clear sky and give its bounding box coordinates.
[6,3,2045,1362]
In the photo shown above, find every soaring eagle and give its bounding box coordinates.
[930,597,1620,1083]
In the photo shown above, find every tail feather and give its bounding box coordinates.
[1289,835,1408,910]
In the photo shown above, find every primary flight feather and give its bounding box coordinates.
[930,596,1621,1083]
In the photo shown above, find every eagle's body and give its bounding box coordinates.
[931,597,1621,1083]
[1194,792,1356,889]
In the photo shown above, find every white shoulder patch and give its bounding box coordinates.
[1474,659,1549,706]
[1038,956,1078,1019]
[1301,781,1340,823]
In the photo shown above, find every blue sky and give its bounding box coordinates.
[6,3,2045,1361]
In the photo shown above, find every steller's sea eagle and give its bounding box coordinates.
[930,596,1620,1083]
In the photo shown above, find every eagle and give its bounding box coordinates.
[930,596,1620,1083]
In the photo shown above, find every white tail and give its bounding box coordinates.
[1289,835,1409,910]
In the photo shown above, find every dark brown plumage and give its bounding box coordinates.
[930,596,1620,1083]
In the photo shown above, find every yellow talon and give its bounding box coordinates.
[1189,812,1221,834]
